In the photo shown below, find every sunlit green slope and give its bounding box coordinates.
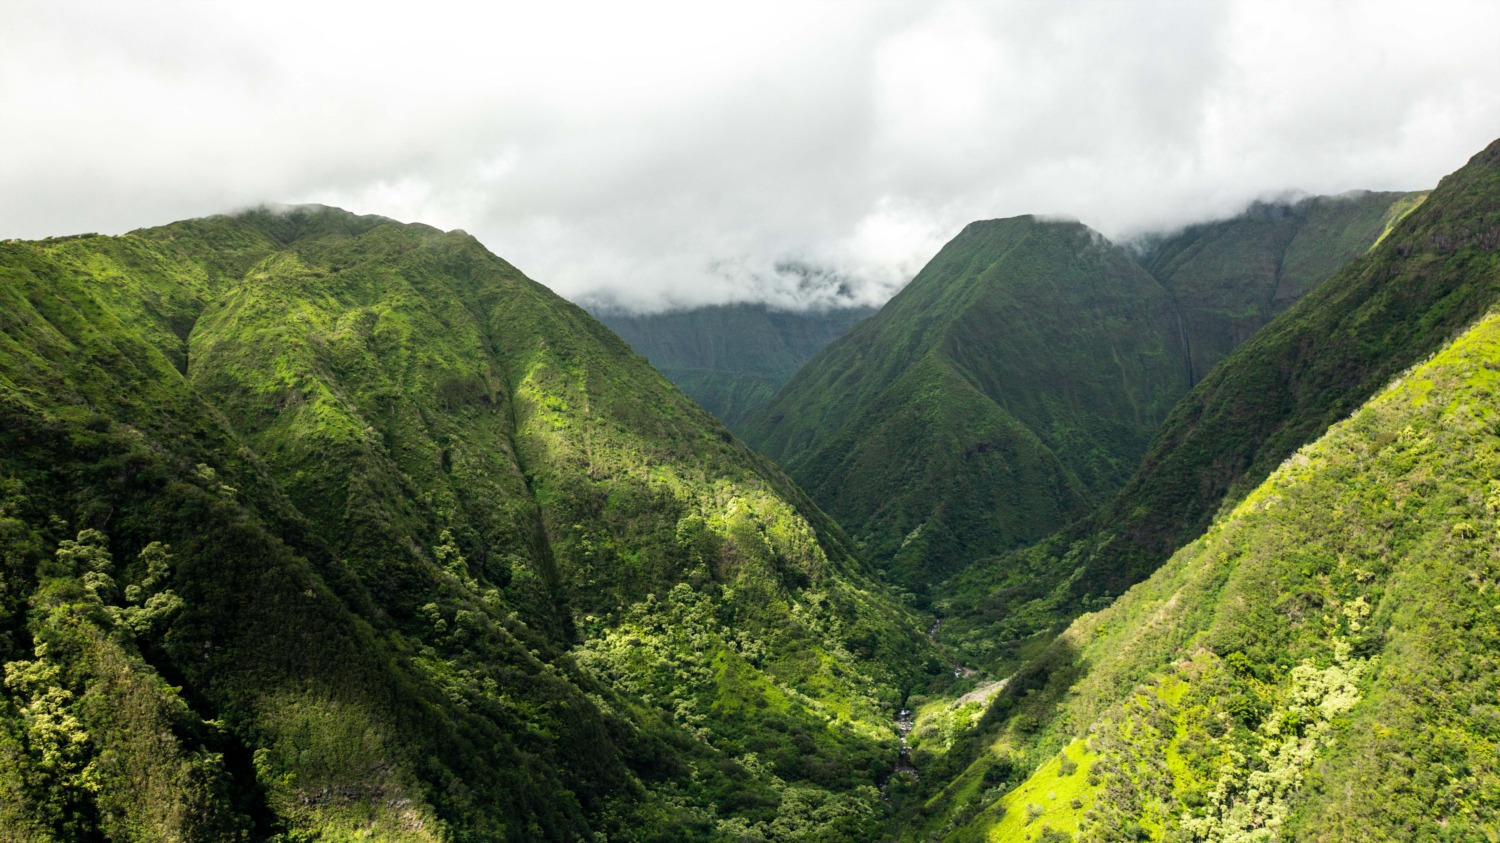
[743,217,1190,591]
[595,302,875,431]
[0,206,937,841]
[949,307,1500,842]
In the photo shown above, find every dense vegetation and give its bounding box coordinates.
[594,303,875,432]
[3,137,1493,842]
[743,218,1190,591]
[0,207,941,841]
[935,138,1500,675]
[936,307,1500,842]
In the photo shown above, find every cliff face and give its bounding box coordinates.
[1135,190,1426,383]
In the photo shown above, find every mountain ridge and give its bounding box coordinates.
[735,184,1442,606]
[742,215,1189,591]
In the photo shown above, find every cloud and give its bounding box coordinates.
[2,0,1497,312]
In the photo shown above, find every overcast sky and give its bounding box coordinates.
[2,0,1497,312]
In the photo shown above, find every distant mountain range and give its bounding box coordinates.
[592,302,875,431]
[742,216,1189,590]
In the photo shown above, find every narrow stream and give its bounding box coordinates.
[884,616,976,794]
[881,705,919,799]
[895,707,917,775]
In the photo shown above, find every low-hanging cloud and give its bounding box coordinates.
[2,0,1497,313]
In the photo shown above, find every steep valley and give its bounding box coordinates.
[0,137,1495,843]
[930,304,1500,843]
[933,137,1500,677]
[893,136,1499,842]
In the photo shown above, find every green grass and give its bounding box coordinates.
[984,739,1100,842]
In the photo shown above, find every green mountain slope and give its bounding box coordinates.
[0,207,938,841]
[742,217,1191,591]
[1135,191,1425,382]
[937,138,1500,673]
[594,303,875,432]
[943,307,1500,842]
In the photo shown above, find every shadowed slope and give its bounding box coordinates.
[744,217,1189,590]
[1136,190,1425,382]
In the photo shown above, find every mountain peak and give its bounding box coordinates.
[742,211,1187,587]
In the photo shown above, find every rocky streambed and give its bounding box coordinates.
[884,616,994,793]
[895,707,917,777]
